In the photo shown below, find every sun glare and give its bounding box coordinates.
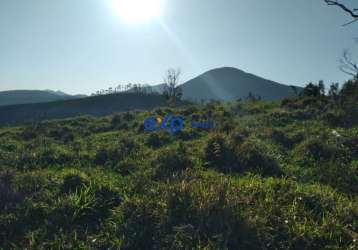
[111,0,162,24]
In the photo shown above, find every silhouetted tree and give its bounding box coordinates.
[318,80,326,95]
[340,79,358,101]
[340,50,358,79]
[329,83,340,97]
[328,82,340,105]
[302,83,322,97]
[163,68,183,105]
[324,0,358,25]
[246,92,261,101]
[290,85,300,96]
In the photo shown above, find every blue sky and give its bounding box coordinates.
[0,0,357,94]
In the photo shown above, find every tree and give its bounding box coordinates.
[329,83,340,97]
[318,80,326,95]
[290,85,300,96]
[163,68,183,105]
[302,83,322,97]
[340,79,358,101]
[246,92,260,101]
[324,0,358,25]
[339,50,358,79]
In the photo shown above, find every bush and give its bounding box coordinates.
[0,170,23,209]
[227,128,249,146]
[268,128,294,148]
[315,161,358,194]
[122,112,135,121]
[94,138,138,166]
[53,183,121,232]
[153,143,193,179]
[343,136,358,160]
[204,135,233,172]
[111,114,122,127]
[236,140,281,176]
[182,106,199,116]
[293,138,342,164]
[145,131,173,148]
[146,133,162,148]
[39,146,75,166]
[61,173,88,193]
[322,109,347,127]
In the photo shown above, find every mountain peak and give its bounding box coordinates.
[181,67,300,101]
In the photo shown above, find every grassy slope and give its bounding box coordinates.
[0,99,357,249]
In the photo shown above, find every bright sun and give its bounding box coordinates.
[111,0,162,24]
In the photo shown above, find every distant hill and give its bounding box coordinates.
[0,90,86,106]
[0,92,168,126]
[0,67,301,124]
[180,67,301,101]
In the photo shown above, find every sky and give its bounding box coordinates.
[0,0,357,95]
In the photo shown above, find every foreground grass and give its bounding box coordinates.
[0,98,357,249]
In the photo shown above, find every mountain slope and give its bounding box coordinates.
[181,67,301,101]
[0,90,85,106]
[0,92,168,125]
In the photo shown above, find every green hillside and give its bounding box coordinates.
[0,83,357,249]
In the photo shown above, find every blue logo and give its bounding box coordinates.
[144,114,214,134]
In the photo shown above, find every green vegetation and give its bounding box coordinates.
[0,81,357,249]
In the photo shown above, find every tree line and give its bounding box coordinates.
[91,83,159,96]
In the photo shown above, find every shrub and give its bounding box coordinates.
[0,170,23,209]
[111,114,122,127]
[153,143,193,179]
[39,146,75,166]
[322,109,347,127]
[117,198,163,249]
[21,126,38,140]
[182,106,199,116]
[48,126,74,143]
[227,128,249,146]
[94,138,138,165]
[122,112,135,121]
[204,135,233,171]
[175,129,201,141]
[293,138,341,164]
[146,133,162,148]
[343,136,358,160]
[315,161,358,194]
[61,173,88,193]
[268,128,294,148]
[53,183,121,232]
[217,119,235,133]
[145,131,173,148]
[14,172,47,195]
[236,140,281,176]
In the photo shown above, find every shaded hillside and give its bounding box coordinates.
[0,92,167,125]
[181,67,301,101]
[0,92,357,249]
[0,90,85,106]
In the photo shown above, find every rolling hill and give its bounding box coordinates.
[181,67,301,101]
[0,92,168,126]
[0,67,301,125]
[0,90,85,106]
